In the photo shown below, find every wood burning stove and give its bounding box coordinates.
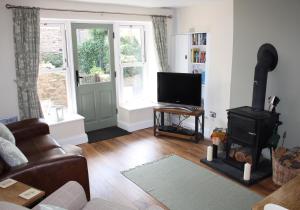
[225,43,280,171]
[225,106,279,170]
[201,43,281,184]
[226,44,279,170]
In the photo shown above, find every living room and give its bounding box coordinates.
[0,0,299,210]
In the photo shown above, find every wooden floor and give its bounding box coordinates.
[80,128,279,209]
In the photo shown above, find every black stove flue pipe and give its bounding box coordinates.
[252,43,278,111]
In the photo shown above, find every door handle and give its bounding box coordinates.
[248,132,256,136]
[76,70,83,86]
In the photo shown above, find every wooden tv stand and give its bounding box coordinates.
[153,106,205,142]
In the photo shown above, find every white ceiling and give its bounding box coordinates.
[62,0,213,8]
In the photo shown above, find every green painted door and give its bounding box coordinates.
[72,23,117,132]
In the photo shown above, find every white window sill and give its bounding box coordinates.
[44,113,85,126]
[119,101,158,111]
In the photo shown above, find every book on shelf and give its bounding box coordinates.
[192,34,195,45]
[191,33,207,46]
[200,51,206,63]
[191,48,200,63]
[200,33,207,45]
[191,48,206,64]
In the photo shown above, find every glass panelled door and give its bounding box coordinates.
[71,23,117,132]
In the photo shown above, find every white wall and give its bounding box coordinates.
[175,0,233,136]
[0,0,173,128]
[0,2,19,118]
[231,0,300,147]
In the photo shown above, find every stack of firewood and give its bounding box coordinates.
[229,147,252,164]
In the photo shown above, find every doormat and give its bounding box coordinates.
[122,155,262,210]
[88,126,131,143]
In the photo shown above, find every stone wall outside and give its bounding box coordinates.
[38,70,68,107]
[40,24,63,53]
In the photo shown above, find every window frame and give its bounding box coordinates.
[39,22,69,71]
[38,20,72,120]
[118,24,147,104]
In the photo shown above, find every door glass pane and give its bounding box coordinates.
[120,27,143,64]
[122,66,143,101]
[76,28,111,85]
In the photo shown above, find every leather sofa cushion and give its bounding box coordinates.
[7,119,49,143]
[17,135,61,157]
[27,148,66,162]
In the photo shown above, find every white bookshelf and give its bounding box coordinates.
[174,32,208,106]
[190,33,207,108]
[189,33,207,74]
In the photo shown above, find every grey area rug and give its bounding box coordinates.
[122,155,262,210]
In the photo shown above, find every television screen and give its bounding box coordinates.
[157,72,202,106]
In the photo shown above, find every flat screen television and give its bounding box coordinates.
[157,72,202,106]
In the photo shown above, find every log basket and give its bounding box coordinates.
[272,148,300,186]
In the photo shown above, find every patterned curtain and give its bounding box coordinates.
[152,16,169,72]
[13,7,43,119]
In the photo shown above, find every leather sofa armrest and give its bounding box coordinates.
[6,118,50,143]
[0,155,90,200]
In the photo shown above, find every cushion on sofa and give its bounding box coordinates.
[0,137,28,167]
[0,123,15,144]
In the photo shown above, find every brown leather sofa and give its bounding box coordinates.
[0,118,90,200]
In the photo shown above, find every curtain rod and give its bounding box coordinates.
[5,4,172,19]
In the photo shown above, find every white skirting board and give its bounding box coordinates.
[118,120,153,132]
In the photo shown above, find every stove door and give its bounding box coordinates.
[228,114,256,146]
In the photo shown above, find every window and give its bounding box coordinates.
[119,25,146,104]
[38,22,69,121]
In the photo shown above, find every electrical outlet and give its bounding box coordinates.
[209,111,216,118]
